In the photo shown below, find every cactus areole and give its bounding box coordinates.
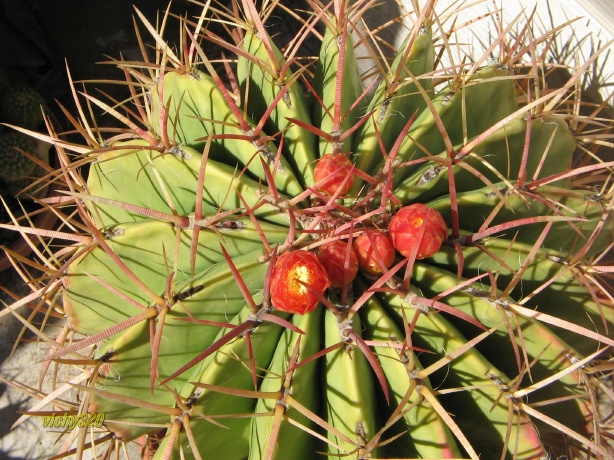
[2,1,614,459]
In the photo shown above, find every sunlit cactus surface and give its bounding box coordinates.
[2,0,614,459]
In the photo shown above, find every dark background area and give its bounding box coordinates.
[0,0,201,127]
[0,0,401,131]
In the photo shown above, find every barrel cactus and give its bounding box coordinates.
[3,0,614,459]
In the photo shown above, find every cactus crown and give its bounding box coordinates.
[2,1,614,459]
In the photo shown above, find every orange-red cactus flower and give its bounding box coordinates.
[314,153,355,195]
[389,203,448,259]
[352,231,396,275]
[270,251,331,314]
[317,241,359,288]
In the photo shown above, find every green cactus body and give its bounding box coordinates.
[314,25,365,157]
[86,141,290,226]
[237,29,318,188]
[352,26,436,180]
[3,1,614,459]
[387,64,518,184]
[150,69,304,197]
[395,116,576,204]
[249,308,324,460]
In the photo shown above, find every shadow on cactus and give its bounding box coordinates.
[1,0,614,458]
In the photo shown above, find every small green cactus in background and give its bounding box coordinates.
[1,1,614,459]
[0,131,37,181]
[0,71,51,202]
[0,84,44,130]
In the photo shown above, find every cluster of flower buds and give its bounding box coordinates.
[269,156,448,314]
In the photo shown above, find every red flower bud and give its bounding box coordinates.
[314,153,355,195]
[270,251,331,314]
[352,231,396,275]
[317,241,359,288]
[389,204,448,259]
